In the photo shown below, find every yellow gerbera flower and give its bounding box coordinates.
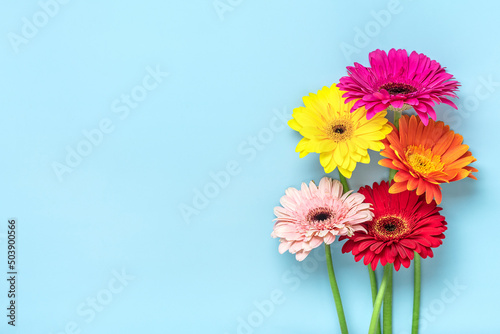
[288,84,392,178]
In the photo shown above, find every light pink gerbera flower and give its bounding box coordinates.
[338,49,460,125]
[271,177,373,261]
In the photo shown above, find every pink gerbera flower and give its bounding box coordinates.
[271,177,373,261]
[338,49,460,125]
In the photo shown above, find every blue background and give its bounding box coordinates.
[1,0,498,333]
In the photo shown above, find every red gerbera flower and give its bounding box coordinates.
[338,49,460,125]
[341,181,447,271]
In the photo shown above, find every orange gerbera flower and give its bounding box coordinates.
[379,115,477,204]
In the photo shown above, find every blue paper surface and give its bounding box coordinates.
[0,1,498,333]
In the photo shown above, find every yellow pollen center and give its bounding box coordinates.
[405,145,444,175]
[325,110,354,142]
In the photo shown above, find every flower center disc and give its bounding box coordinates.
[405,145,444,175]
[372,215,409,240]
[334,126,345,134]
[306,207,334,226]
[326,118,354,142]
[314,212,330,221]
[380,82,417,95]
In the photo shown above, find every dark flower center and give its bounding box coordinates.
[333,125,345,134]
[326,117,353,142]
[384,223,397,232]
[372,215,410,240]
[307,207,334,224]
[380,83,417,96]
[314,212,330,221]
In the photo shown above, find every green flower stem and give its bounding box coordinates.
[368,266,378,303]
[368,267,382,334]
[338,172,349,193]
[368,264,391,334]
[387,109,422,333]
[389,164,397,181]
[389,110,402,181]
[385,109,400,332]
[339,169,381,333]
[325,244,349,334]
[383,263,394,334]
[412,253,422,334]
[393,109,402,130]
[339,170,382,333]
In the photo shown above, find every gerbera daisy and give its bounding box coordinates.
[379,115,477,204]
[338,49,460,125]
[341,181,447,271]
[272,177,373,261]
[288,84,392,178]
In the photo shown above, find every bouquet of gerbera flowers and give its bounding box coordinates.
[271,49,477,334]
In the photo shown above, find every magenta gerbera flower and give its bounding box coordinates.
[271,177,373,261]
[338,49,460,125]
